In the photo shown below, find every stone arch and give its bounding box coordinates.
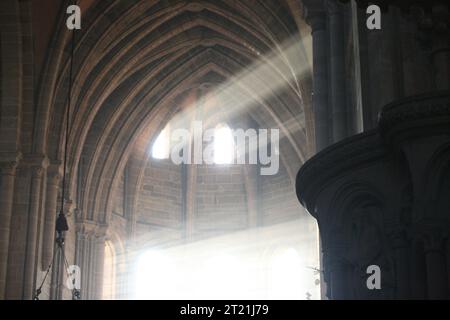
[326,182,395,299]
[328,182,386,233]
[34,1,307,235]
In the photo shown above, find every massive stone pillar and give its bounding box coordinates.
[327,251,351,300]
[23,157,48,299]
[390,230,411,299]
[327,1,348,142]
[302,0,330,152]
[296,92,450,299]
[422,227,448,299]
[0,157,19,299]
[410,240,427,299]
[23,166,42,298]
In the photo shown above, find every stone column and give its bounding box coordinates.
[328,1,348,142]
[74,221,95,299]
[303,0,330,152]
[410,240,427,299]
[75,230,88,299]
[23,165,46,299]
[390,230,411,299]
[41,164,61,269]
[328,254,350,300]
[423,230,448,299]
[0,159,19,299]
[325,244,350,300]
[74,222,107,300]
[94,231,106,300]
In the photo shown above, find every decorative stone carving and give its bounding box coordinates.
[0,161,19,176]
[296,91,450,299]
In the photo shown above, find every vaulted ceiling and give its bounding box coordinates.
[32,0,313,224]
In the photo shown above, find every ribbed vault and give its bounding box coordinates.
[34,0,312,225]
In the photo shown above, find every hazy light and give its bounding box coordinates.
[270,248,305,299]
[163,34,311,162]
[134,250,176,299]
[151,127,170,159]
[214,125,234,164]
[103,242,116,300]
[131,219,320,300]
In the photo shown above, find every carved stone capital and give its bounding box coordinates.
[31,166,44,179]
[24,153,49,166]
[62,199,75,216]
[326,0,343,16]
[95,224,108,238]
[76,220,108,238]
[0,161,19,176]
[0,152,22,176]
[302,0,327,31]
[379,91,450,144]
[47,162,62,186]
[76,220,97,236]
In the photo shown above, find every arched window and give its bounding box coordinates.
[103,241,116,300]
[214,124,234,164]
[151,125,170,159]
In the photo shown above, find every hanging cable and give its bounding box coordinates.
[55,25,76,244]
[34,15,77,300]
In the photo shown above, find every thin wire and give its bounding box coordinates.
[61,244,80,299]
[34,19,77,301]
[33,258,54,300]
[60,25,76,215]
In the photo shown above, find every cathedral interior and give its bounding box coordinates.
[0,0,449,300]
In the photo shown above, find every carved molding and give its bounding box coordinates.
[379,91,450,138]
[0,152,22,176]
[302,0,327,31]
[76,220,108,238]
[296,130,386,214]
[21,154,50,175]
[297,92,450,215]
[0,161,19,176]
[297,92,450,299]
[47,162,62,186]
[31,166,44,179]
